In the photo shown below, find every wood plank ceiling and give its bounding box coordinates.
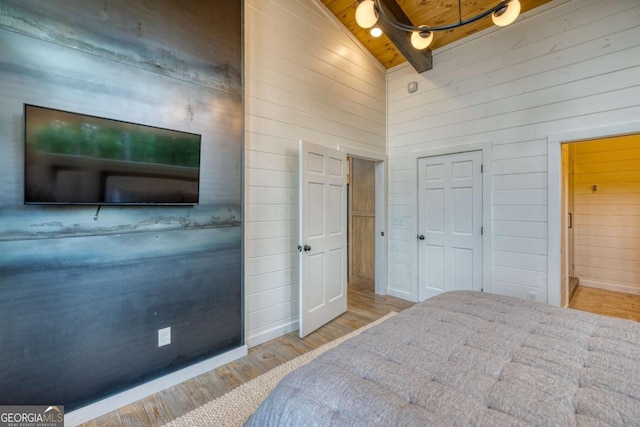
[321,0,554,69]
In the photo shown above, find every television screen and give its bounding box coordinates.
[24,104,201,205]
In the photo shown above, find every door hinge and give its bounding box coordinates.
[481,164,484,173]
[481,226,483,235]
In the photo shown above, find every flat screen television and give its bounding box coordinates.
[24,104,201,205]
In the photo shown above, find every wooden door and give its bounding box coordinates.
[348,157,375,288]
[299,141,347,338]
[418,151,483,301]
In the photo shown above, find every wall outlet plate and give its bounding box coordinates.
[158,327,171,347]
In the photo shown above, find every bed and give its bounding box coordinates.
[246,291,640,426]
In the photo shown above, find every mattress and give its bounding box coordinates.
[246,291,640,426]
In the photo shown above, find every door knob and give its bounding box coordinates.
[304,245,311,252]
[417,234,425,240]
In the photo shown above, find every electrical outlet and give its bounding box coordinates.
[527,291,537,302]
[158,327,171,347]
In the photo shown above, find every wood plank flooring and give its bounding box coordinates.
[569,285,640,322]
[78,285,414,427]
[77,285,639,426]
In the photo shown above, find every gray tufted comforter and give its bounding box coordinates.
[246,291,640,426]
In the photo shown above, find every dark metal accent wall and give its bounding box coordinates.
[0,0,242,411]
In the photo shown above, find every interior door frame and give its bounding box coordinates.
[340,147,388,296]
[374,160,387,295]
[412,140,493,300]
[547,121,640,307]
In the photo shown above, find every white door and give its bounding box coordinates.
[299,141,347,338]
[418,151,483,301]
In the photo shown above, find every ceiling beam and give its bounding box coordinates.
[377,0,432,73]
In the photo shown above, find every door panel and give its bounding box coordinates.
[308,183,325,237]
[418,151,483,301]
[427,245,445,291]
[299,141,347,338]
[307,254,326,311]
[452,248,473,290]
[327,248,344,301]
[452,187,473,234]
[329,184,343,235]
[426,189,444,232]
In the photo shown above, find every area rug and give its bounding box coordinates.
[164,311,397,427]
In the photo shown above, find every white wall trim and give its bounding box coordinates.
[337,144,386,161]
[65,345,247,426]
[547,121,640,306]
[413,140,493,300]
[481,144,493,295]
[246,320,298,348]
[387,287,414,301]
[375,160,387,295]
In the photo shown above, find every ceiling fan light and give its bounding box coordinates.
[492,0,521,27]
[370,27,383,38]
[410,28,433,50]
[355,0,378,29]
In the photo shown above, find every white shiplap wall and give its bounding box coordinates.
[244,0,386,346]
[387,0,640,302]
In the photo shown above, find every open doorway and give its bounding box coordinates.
[348,157,376,292]
[298,142,387,337]
[560,133,640,309]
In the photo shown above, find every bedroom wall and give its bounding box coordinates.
[387,0,640,302]
[244,0,386,346]
[573,134,640,295]
[0,0,242,410]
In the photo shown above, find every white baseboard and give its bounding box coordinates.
[579,279,640,296]
[387,287,416,303]
[246,320,297,348]
[65,345,247,426]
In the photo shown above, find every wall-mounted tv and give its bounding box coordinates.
[24,104,202,205]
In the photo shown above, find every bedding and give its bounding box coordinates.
[246,291,640,426]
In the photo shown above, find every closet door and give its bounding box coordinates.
[418,151,483,301]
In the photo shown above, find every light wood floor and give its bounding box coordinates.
[78,285,639,426]
[569,285,640,322]
[79,284,414,427]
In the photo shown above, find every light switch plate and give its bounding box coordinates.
[158,327,171,347]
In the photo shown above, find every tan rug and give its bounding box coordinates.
[164,312,397,427]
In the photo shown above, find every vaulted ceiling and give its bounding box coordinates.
[321,0,554,70]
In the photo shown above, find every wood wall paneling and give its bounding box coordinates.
[572,134,640,295]
[386,0,640,302]
[243,0,386,346]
